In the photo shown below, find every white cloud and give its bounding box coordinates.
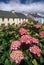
[0,0,44,14]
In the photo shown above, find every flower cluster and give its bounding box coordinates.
[32,37,39,44]
[39,31,44,38]
[10,50,24,63]
[29,45,41,57]
[19,28,28,35]
[34,24,41,29]
[20,35,39,44]
[20,35,32,44]
[10,28,42,64]
[10,40,21,50]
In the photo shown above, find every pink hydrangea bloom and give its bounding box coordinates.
[32,37,39,44]
[20,35,32,44]
[19,28,28,35]
[34,24,41,28]
[39,31,44,38]
[29,45,41,57]
[10,50,24,64]
[10,40,21,50]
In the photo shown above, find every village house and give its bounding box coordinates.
[0,10,28,26]
[34,17,44,24]
[28,13,44,24]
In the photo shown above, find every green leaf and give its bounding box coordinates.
[10,59,14,65]
[38,43,43,48]
[40,57,44,63]
[24,56,29,61]
[40,39,44,42]
[0,55,5,64]
[15,34,20,39]
[29,52,33,59]
[4,59,10,65]
[32,59,38,65]
[42,49,44,55]
[0,32,4,37]
[25,50,29,55]
[9,39,14,43]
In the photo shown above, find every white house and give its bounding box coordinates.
[0,10,28,26]
[28,13,44,24]
[34,17,44,24]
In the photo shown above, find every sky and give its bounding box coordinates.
[0,0,44,14]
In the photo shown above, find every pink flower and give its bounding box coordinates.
[10,50,24,64]
[10,40,21,50]
[20,35,32,44]
[19,28,28,35]
[39,31,44,38]
[34,24,41,28]
[29,45,41,57]
[32,37,39,44]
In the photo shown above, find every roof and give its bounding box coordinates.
[0,10,27,19]
[28,13,44,18]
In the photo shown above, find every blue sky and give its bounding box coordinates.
[0,0,44,3]
[0,0,44,13]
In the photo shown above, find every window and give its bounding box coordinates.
[8,18,9,21]
[1,23,5,26]
[2,18,4,21]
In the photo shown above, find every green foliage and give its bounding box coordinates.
[4,59,10,65]
[40,56,44,63]
[0,21,44,65]
[32,59,38,65]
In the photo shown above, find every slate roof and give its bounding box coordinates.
[0,10,27,19]
[28,13,44,18]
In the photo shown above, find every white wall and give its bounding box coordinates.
[41,18,44,24]
[0,18,28,26]
[14,18,18,25]
[4,18,9,26]
[9,18,14,25]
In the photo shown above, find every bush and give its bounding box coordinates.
[0,21,44,65]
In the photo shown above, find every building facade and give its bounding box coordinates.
[28,13,44,24]
[34,17,44,24]
[0,10,28,26]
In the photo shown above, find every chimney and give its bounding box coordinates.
[11,10,15,13]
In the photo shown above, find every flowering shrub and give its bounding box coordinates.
[0,22,44,65]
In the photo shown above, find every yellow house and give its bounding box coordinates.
[0,10,28,26]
